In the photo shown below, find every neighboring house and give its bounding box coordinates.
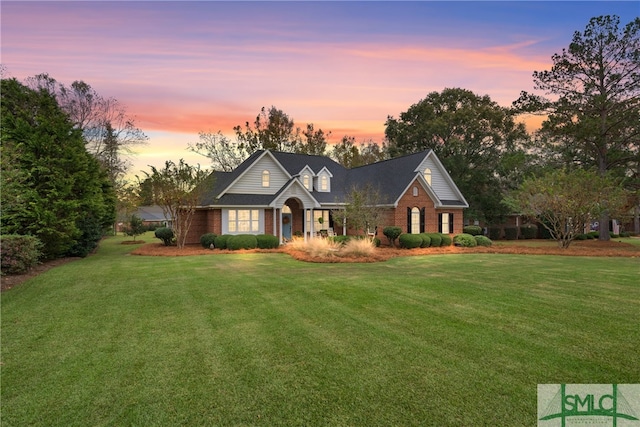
[185,149,468,244]
[134,205,173,229]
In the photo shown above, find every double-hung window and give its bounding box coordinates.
[228,209,260,233]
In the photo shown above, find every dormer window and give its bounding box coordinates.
[303,174,311,191]
[320,175,328,191]
[424,168,432,185]
[262,170,270,187]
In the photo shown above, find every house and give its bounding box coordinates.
[185,149,468,244]
[135,205,173,229]
[117,205,173,232]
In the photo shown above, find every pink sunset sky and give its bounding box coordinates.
[2,1,638,174]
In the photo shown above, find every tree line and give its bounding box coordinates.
[2,14,638,258]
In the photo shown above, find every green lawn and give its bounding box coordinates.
[2,235,639,426]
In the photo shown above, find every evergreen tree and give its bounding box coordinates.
[1,78,115,258]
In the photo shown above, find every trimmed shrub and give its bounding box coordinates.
[474,235,492,247]
[520,224,538,239]
[418,233,431,248]
[200,233,217,249]
[453,233,477,247]
[588,231,599,239]
[620,231,631,238]
[227,234,258,250]
[440,234,452,247]
[1,235,43,275]
[154,227,174,246]
[373,237,381,248]
[256,234,279,249]
[214,234,231,250]
[488,227,502,240]
[383,226,402,247]
[463,225,482,236]
[504,227,518,240]
[398,233,422,249]
[427,233,442,247]
[575,233,588,240]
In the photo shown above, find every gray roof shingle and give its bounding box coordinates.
[199,149,466,208]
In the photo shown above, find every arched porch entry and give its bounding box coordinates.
[279,197,338,243]
[281,197,306,242]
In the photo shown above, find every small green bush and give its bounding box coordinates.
[520,224,538,239]
[383,226,403,247]
[1,235,43,275]
[588,231,599,239]
[214,234,231,250]
[200,233,217,249]
[504,227,518,240]
[154,227,174,246]
[453,233,477,247]
[227,234,258,250]
[331,235,350,245]
[440,234,452,247]
[488,227,502,240]
[463,225,482,236]
[427,233,442,247]
[398,233,423,249]
[575,233,588,240]
[373,237,381,248]
[256,234,279,249]
[619,231,631,238]
[474,235,492,247]
[418,233,431,248]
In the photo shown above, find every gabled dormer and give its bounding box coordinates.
[298,165,315,192]
[315,167,333,192]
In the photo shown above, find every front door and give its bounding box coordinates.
[282,213,292,240]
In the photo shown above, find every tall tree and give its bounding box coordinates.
[514,15,640,238]
[25,74,148,182]
[299,123,329,156]
[331,136,387,168]
[234,106,300,153]
[385,87,532,223]
[1,78,115,258]
[188,130,245,172]
[141,160,211,249]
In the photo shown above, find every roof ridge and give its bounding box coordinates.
[349,149,431,170]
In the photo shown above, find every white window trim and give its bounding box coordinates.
[225,209,263,234]
[411,207,420,234]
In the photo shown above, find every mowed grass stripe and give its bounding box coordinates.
[2,236,639,426]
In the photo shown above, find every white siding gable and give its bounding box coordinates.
[416,155,457,200]
[227,154,290,195]
[271,181,320,209]
[299,165,315,191]
[315,167,333,192]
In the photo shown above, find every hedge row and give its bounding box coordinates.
[206,234,280,250]
[398,233,452,249]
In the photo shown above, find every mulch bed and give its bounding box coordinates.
[3,239,637,292]
[130,238,640,261]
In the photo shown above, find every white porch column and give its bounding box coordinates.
[343,218,347,236]
[273,207,279,242]
[310,208,315,239]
